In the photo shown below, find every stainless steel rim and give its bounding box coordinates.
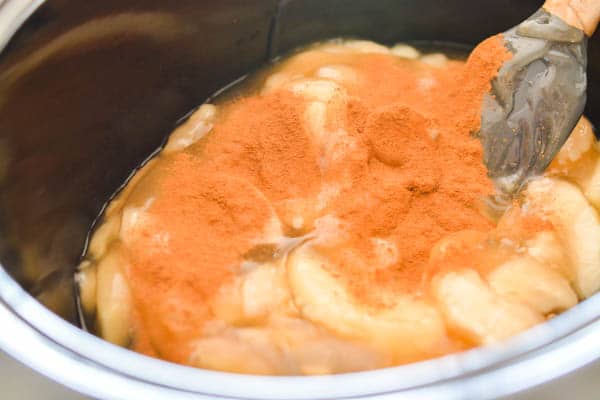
[1,1,600,399]
[0,0,44,52]
[3,264,600,400]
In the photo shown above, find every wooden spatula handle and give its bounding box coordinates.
[543,0,600,36]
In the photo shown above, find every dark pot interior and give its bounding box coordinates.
[0,0,597,324]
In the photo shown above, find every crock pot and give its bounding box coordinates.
[0,1,599,399]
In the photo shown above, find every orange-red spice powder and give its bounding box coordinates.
[125,35,514,359]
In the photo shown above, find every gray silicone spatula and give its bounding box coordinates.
[480,0,600,195]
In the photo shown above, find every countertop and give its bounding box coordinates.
[0,351,85,400]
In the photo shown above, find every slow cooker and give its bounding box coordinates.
[0,1,599,399]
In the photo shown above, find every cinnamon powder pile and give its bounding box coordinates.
[125,36,513,358]
[316,35,514,302]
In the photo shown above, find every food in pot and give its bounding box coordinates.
[77,37,600,375]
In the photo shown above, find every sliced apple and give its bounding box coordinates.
[562,149,600,210]
[488,256,577,314]
[525,230,573,282]
[525,178,600,298]
[578,154,600,209]
[553,117,595,166]
[390,44,421,59]
[550,117,600,209]
[211,261,296,326]
[87,217,121,259]
[163,104,217,154]
[433,269,542,345]
[315,65,359,85]
[320,40,390,55]
[420,53,449,68]
[290,79,346,103]
[76,260,97,316]
[287,245,446,359]
[189,335,277,375]
[95,249,133,346]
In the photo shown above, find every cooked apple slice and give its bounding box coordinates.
[562,149,600,210]
[211,260,296,326]
[287,79,348,147]
[550,117,600,209]
[525,178,600,298]
[87,217,121,259]
[76,260,97,317]
[119,198,155,244]
[95,248,133,346]
[525,230,573,281]
[190,335,277,375]
[433,269,542,345]
[390,44,421,59]
[163,104,217,154]
[553,117,595,166]
[270,317,384,374]
[420,53,449,68]
[315,65,359,84]
[320,40,391,55]
[290,79,346,103]
[578,154,600,209]
[488,256,577,314]
[287,245,446,359]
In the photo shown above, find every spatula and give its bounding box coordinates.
[480,0,600,194]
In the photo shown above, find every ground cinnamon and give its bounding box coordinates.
[316,35,513,303]
[124,35,514,359]
[126,155,282,361]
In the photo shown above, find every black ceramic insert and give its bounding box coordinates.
[0,0,596,324]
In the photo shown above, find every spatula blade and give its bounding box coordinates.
[480,9,587,194]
